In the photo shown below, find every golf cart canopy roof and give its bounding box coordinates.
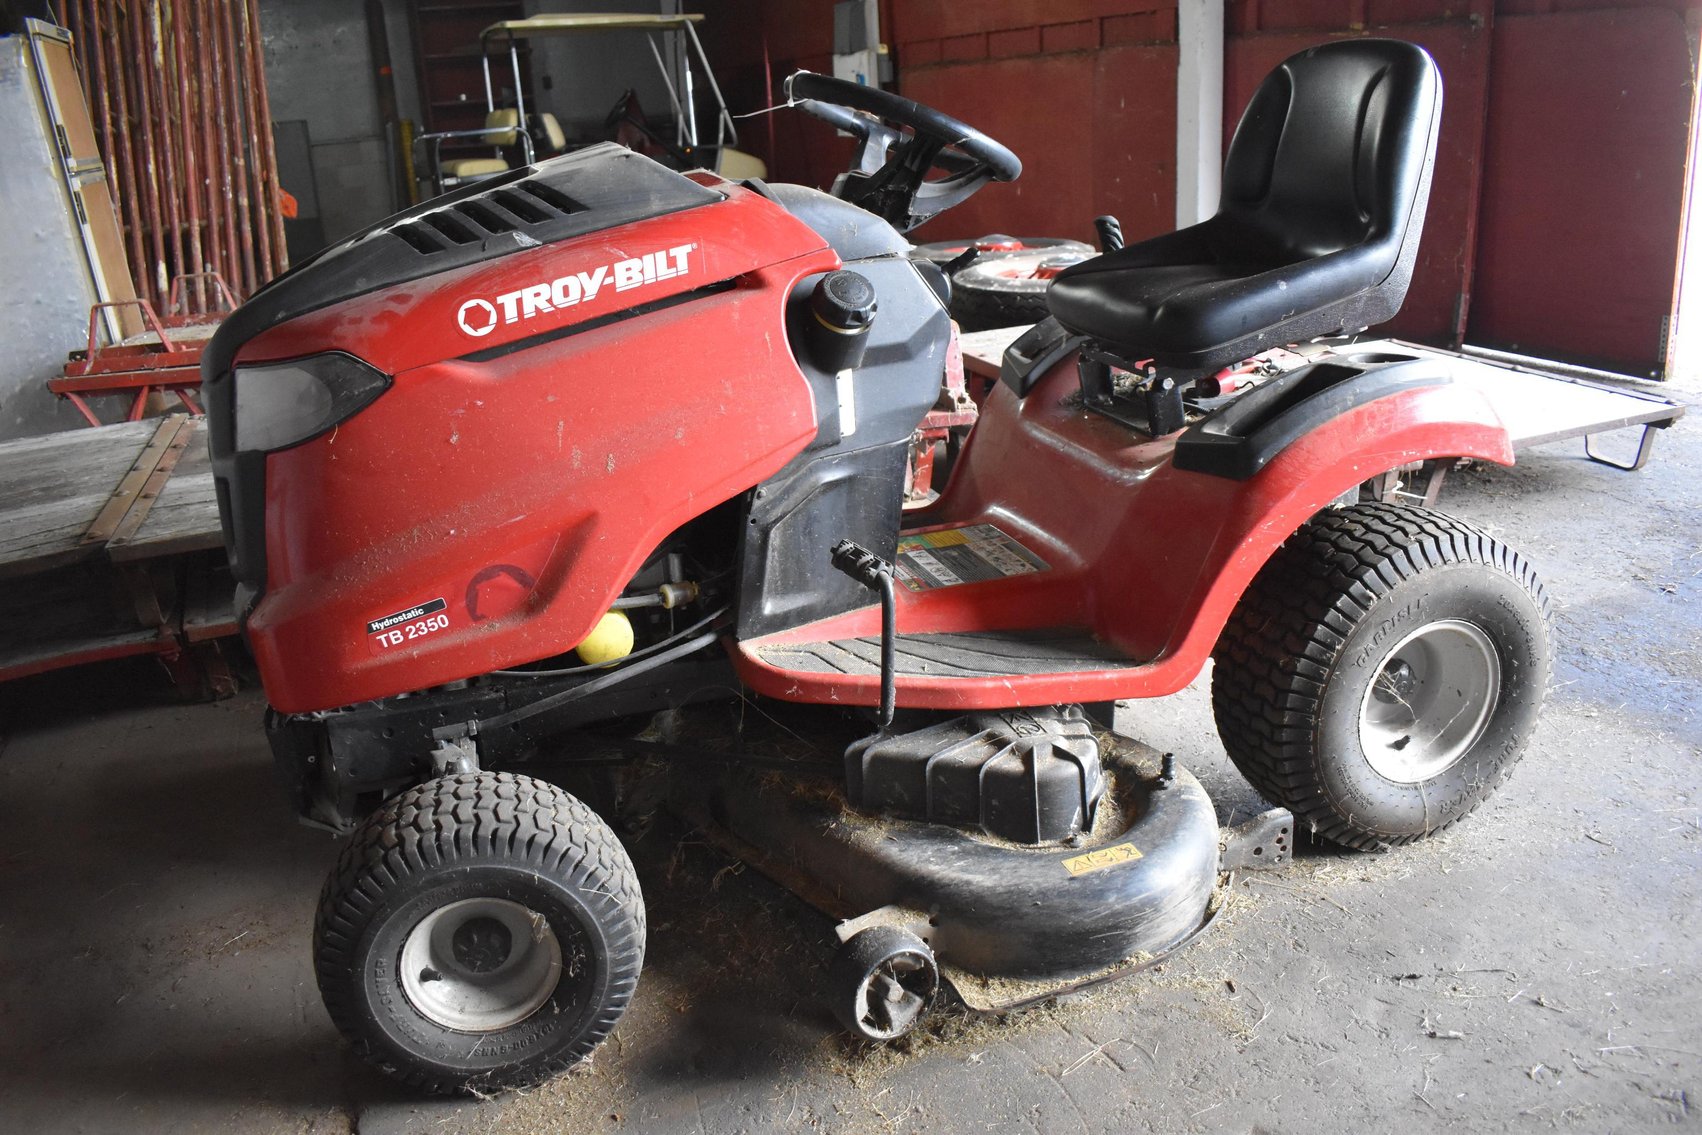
[482,14,705,41]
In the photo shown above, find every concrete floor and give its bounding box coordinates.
[2,386,1699,1134]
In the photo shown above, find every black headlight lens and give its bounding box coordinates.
[233,352,390,453]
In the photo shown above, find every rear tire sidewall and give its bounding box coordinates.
[1314,562,1548,839]
[333,865,613,1087]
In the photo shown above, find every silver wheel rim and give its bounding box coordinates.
[399,897,562,1032]
[1358,619,1501,783]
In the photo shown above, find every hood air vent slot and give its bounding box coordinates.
[391,180,585,256]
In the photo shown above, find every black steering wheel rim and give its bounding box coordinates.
[785,71,1022,183]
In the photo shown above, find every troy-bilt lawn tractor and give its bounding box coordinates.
[207,40,1552,1093]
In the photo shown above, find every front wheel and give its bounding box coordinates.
[313,771,645,1094]
[1212,502,1552,850]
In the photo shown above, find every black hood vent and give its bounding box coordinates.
[392,179,586,255]
[202,143,723,381]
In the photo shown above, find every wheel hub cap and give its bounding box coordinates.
[399,897,563,1032]
[1358,619,1502,783]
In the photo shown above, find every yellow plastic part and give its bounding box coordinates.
[575,610,634,665]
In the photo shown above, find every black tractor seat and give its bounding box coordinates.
[1048,39,1442,371]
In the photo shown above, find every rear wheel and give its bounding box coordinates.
[1212,502,1552,850]
[314,771,645,1094]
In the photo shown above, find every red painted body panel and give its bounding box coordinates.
[730,354,1513,709]
[240,188,840,712]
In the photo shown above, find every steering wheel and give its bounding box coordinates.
[784,71,1021,233]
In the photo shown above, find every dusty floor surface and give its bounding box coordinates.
[2,382,1699,1134]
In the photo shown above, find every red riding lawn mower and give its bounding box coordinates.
[206,40,1552,1094]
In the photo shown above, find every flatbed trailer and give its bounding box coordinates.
[0,414,236,694]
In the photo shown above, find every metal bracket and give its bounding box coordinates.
[834,905,932,946]
[429,737,480,778]
[1584,422,1662,472]
[1220,807,1294,872]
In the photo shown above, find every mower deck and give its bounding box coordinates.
[675,723,1237,1012]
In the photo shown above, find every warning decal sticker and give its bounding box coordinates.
[894,523,1050,592]
[1061,842,1144,877]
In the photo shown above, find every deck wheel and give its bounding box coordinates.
[829,926,939,1041]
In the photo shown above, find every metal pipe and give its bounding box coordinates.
[98,0,148,300]
[681,36,697,147]
[148,0,186,307]
[646,35,684,129]
[683,22,733,148]
[127,0,167,309]
[481,37,494,112]
[58,0,287,309]
[239,0,279,282]
[217,0,256,295]
[508,33,525,126]
[193,0,229,297]
[172,0,205,309]
[206,0,238,296]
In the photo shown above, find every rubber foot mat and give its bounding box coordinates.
[753,628,1141,678]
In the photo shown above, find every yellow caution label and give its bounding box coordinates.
[1061,842,1144,877]
[921,528,969,547]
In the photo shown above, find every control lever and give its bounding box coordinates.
[1093,215,1124,253]
[941,245,982,276]
[830,540,897,731]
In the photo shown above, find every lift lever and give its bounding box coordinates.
[830,540,898,731]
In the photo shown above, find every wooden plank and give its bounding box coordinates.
[109,418,225,562]
[0,419,159,580]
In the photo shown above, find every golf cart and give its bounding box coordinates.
[416,12,764,196]
[207,40,1552,1093]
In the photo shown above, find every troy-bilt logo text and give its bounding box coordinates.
[455,243,697,337]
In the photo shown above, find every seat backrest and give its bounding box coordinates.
[1214,39,1441,274]
[485,109,521,146]
[535,112,567,152]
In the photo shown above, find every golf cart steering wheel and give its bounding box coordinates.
[785,71,1022,233]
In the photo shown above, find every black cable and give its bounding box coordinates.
[491,605,728,678]
[468,628,722,736]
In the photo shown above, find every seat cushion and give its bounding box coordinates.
[1046,39,1441,369]
[442,158,510,178]
[1047,221,1390,362]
